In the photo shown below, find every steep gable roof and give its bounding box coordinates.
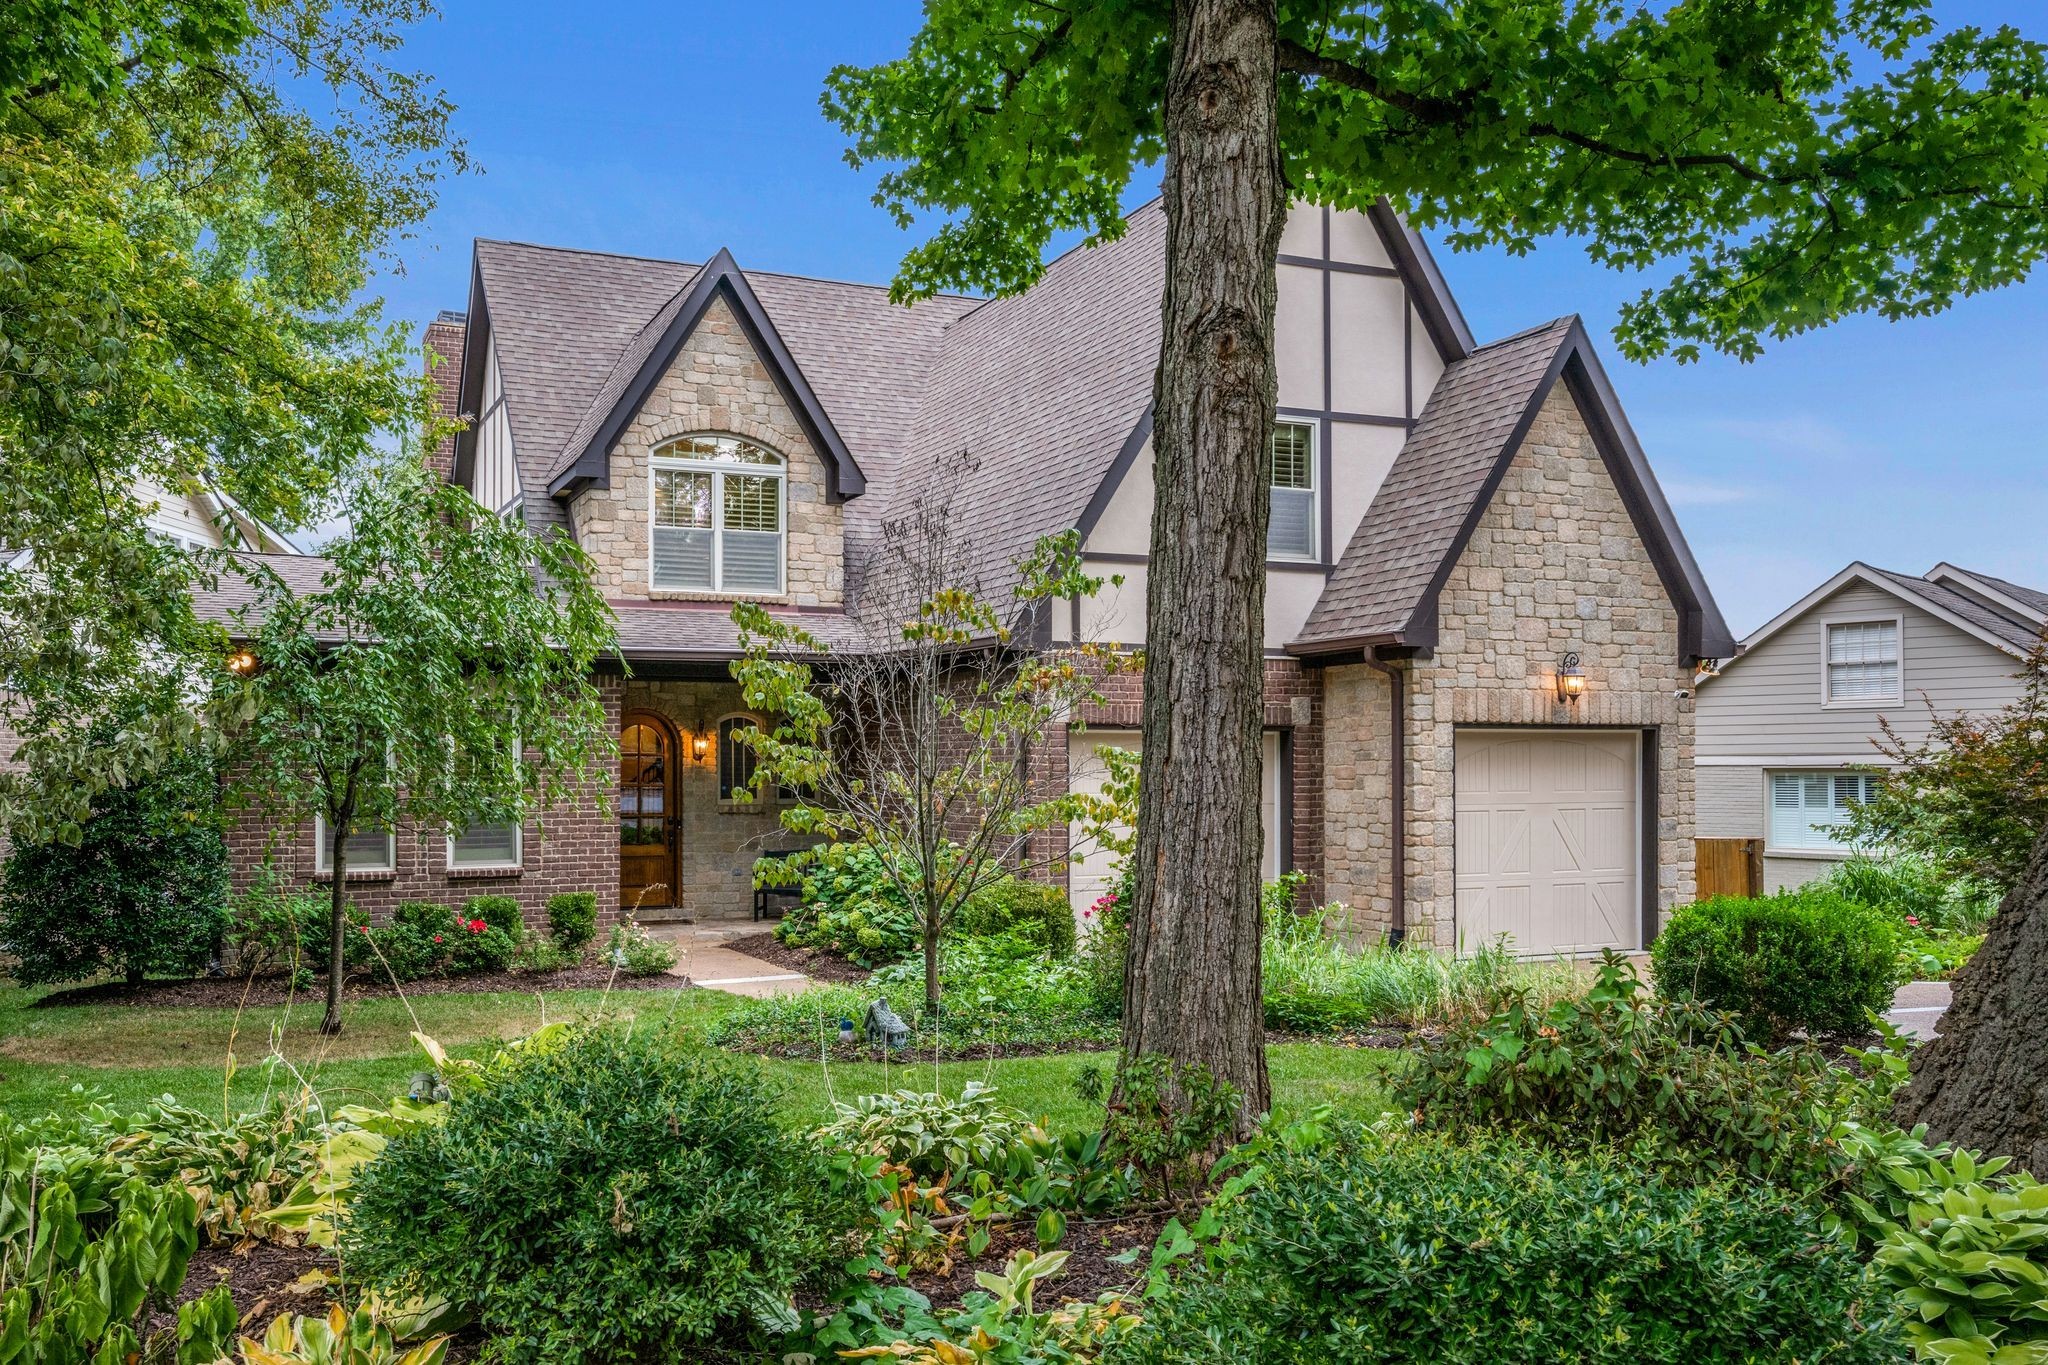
[1291,316,1732,663]
[1713,562,2044,676]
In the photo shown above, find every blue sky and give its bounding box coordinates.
[363,2,2048,636]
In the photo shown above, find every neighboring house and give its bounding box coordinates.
[138,479,300,556]
[205,199,1734,956]
[1695,562,2046,892]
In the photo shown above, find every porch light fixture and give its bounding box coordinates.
[226,648,258,677]
[1556,652,1586,705]
[692,732,710,762]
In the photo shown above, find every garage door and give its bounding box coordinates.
[1455,729,1639,956]
[1067,730,1283,921]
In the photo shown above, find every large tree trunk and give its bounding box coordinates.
[1896,824,2048,1172]
[1120,0,1284,1135]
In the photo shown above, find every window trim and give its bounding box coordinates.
[647,435,788,596]
[715,712,778,807]
[1819,614,1904,709]
[1763,768,1879,856]
[1266,420,1319,564]
[312,814,397,875]
[445,819,524,872]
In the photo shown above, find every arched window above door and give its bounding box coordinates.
[650,436,786,594]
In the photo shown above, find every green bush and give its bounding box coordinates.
[1652,886,1899,1040]
[1397,955,1868,1189]
[343,1028,862,1363]
[603,921,676,976]
[774,842,920,966]
[1114,1123,1902,1364]
[462,893,525,938]
[0,750,231,986]
[228,879,371,976]
[545,891,599,954]
[372,900,516,980]
[1871,1166,2048,1361]
[955,877,1077,958]
[1825,852,2001,936]
[1263,917,1580,1034]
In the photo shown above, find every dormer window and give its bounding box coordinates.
[650,436,786,594]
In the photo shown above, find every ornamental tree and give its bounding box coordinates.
[0,0,464,846]
[223,458,615,1034]
[730,457,1132,1017]
[827,0,2048,1130]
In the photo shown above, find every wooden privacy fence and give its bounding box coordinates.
[1695,837,1764,900]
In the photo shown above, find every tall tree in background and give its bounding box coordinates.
[0,0,464,846]
[828,0,2048,1128]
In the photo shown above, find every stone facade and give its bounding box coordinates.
[1322,386,1698,947]
[568,296,844,607]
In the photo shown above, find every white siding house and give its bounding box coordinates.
[1695,563,2043,891]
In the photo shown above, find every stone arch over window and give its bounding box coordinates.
[649,435,786,594]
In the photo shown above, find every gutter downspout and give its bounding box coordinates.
[1361,654,1407,946]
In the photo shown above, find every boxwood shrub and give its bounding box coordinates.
[1113,1124,1902,1364]
[1651,886,1898,1040]
[954,876,1077,958]
[343,1027,862,1363]
[545,891,599,954]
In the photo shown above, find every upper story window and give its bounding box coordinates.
[1824,619,1900,705]
[650,436,785,594]
[1267,422,1316,561]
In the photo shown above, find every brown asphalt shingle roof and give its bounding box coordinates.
[1293,319,1577,650]
[1868,568,2046,653]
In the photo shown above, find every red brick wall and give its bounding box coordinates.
[223,675,623,933]
[422,312,466,485]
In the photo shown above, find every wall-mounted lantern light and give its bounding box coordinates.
[1556,652,1586,705]
[226,648,258,677]
[692,732,710,763]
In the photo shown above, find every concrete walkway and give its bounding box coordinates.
[643,920,812,999]
[1887,979,1952,1040]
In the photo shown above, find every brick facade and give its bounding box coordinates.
[568,296,845,607]
[1321,386,1697,946]
[423,312,466,485]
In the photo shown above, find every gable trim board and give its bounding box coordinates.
[1289,316,1732,665]
[1924,563,2048,632]
[545,250,865,502]
[1715,563,2035,672]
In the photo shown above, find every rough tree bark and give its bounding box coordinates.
[1120,0,1285,1134]
[1896,823,2048,1173]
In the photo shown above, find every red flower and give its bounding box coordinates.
[357,925,369,935]
[432,934,443,944]
[468,919,486,934]
[1905,915,1921,927]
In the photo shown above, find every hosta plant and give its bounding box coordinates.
[237,1304,450,1365]
[1872,1172,2048,1363]
[838,1250,1141,1365]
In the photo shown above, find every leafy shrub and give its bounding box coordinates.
[545,891,599,953]
[1076,1055,1240,1199]
[511,935,580,973]
[462,893,525,938]
[821,1082,1033,1186]
[774,841,920,966]
[1652,886,1899,1040]
[805,1249,1139,1363]
[228,878,371,975]
[603,921,676,976]
[1826,852,2002,936]
[1398,955,1867,1189]
[0,749,231,986]
[1078,865,1134,1016]
[1871,1166,2048,1361]
[238,1304,451,1365]
[955,877,1077,958]
[1263,916,1579,1034]
[343,1028,863,1363]
[1115,1122,1902,1364]
[374,900,516,981]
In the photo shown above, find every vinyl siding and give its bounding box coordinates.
[1696,581,2025,762]
[1696,764,1763,839]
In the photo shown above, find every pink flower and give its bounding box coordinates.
[432,934,443,944]
[1082,909,1093,920]
[357,925,369,935]
[1905,915,1921,927]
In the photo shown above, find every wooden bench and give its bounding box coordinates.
[751,850,806,922]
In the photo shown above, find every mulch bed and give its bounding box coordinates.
[727,931,875,984]
[150,1241,338,1336]
[34,964,691,1010]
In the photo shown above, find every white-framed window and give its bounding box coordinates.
[1768,771,1880,852]
[312,815,397,874]
[649,436,786,594]
[1824,619,1901,705]
[448,820,522,870]
[146,520,214,554]
[1267,422,1316,561]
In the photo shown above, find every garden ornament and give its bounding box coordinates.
[839,1018,857,1046]
[864,997,911,1050]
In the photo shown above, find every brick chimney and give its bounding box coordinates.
[422,309,468,484]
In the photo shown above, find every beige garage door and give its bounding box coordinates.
[1455,729,1640,956]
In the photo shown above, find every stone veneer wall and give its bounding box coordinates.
[224,675,623,931]
[618,677,804,919]
[568,295,844,607]
[1322,386,1698,947]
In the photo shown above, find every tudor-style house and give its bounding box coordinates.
[220,200,1733,957]
[1695,562,2046,893]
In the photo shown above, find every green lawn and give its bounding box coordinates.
[0,981,1401,1131]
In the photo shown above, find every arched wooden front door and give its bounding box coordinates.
[619,712,679,910]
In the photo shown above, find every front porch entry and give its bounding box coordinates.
[620,710,679,911]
